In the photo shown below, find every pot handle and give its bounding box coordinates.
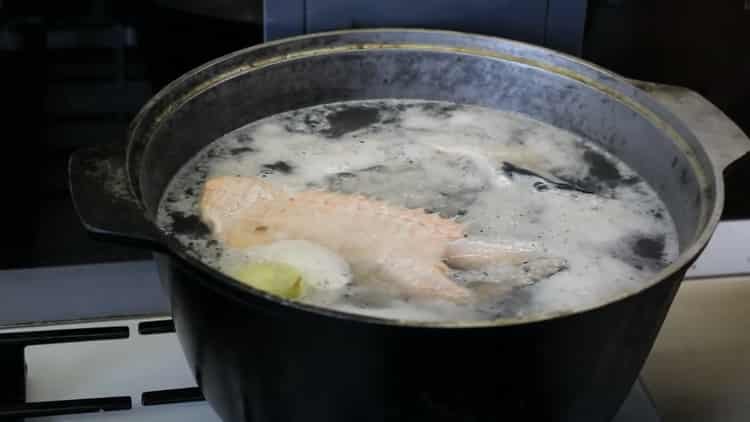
[633,80,750,171]
[680,95,750,172]
[68,142,164,250]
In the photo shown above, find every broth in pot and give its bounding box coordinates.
[157,100,678,322]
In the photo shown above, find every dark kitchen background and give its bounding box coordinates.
[1,0,748,269]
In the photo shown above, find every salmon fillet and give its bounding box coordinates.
[200,176,566,302]
[200,176,473,301]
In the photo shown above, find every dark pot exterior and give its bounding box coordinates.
[68,30,749,422]
[157,253,686,422]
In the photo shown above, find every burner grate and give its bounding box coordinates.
[138,319,206,406]
[137,319,175,335]
[0,326,133,420]
[141,387,205,407]
[0,321,207,420]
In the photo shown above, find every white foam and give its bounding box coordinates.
[157,100,679,322]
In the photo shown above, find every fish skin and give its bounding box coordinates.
[200,176,472,301]
[200,176,566,302]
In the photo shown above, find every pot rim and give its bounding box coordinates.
[129,28,725,328]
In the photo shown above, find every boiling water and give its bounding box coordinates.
[157,100,679,322]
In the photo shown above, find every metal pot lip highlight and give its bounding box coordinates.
[130,28,726,329]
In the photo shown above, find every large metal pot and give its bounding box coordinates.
[69,30,749,421]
